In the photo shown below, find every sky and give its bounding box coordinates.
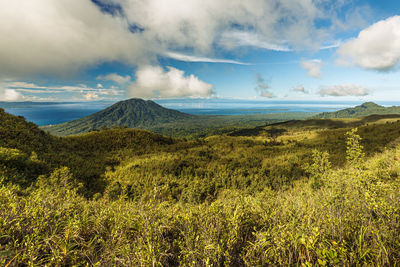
[1,0,400,102]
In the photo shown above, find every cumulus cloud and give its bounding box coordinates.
[128,66,213,98]
[293,85,308,94]
[105,0,316,51]
[0,89,23,101]
[338,16,400,71]
[318,84,371,96]
[254,74,274,98]
[97,73,131,85]
[0,81,23,101]
[301,59,322,78]
[0,0,145,78]
[98,0,349,54]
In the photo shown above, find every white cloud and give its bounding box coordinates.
[293,85,308,94]
[254,74,274,98]
[0,0,331,80]
[103,0,321,52]
[165,51,249,65]
[98,0,349,54]
[318,84,371,96]
[338,16,400,71]
[97,73,131,84]
[4,81,124,97]
[1,89,23,101]
[260,91,274,98]
[0,0,145,78]
[128,66,213,98]
[320,41,342,50]
[301,59,322,78]
[84,93,100,100]
[219,31,292,52]
[0,81,23,101]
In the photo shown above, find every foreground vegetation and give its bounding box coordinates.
[2,108,400,265]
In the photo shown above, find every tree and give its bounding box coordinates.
[346,128,364,168]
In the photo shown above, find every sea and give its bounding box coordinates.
[1,99,400,126]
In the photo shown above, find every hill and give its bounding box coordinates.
[42,98,314,137]
[314,102,400,118]
[0,107,178,193]
[42,98,194,136]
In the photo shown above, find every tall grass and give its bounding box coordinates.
[2,129,400,265]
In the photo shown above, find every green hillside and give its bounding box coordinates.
[3,109,400,265]
[0,107,178,193]
[314,102,400,118]
[42,98,194,136]
[42,98,314,138]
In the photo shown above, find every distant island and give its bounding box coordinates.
[314,102,400,119]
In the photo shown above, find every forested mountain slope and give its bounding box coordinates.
[314,102,400,118]
[42,98,194,136]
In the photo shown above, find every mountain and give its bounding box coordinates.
[314,102,400,119]
[42,98,195,136]
[42,98,314,137]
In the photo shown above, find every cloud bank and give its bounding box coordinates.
[128,66,213,98]
[0,0,145,78]
[97,73,132,85]
[0,81,123,101]
[100,0,329,52]
[338,16,400,71]
[319,84,370,97]
[0,0,336,80]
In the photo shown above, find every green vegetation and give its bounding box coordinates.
[41,98,314,138]
[41,98,194,136]
[314,101,400,118]
[2,108,400,265]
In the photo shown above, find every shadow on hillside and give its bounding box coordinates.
[359,114,400,124]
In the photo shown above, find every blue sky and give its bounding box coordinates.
[1,0,400,102]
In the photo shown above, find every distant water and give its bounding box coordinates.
[156,99,400,115]
[0,102,113,126]
[1,99,400,126]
